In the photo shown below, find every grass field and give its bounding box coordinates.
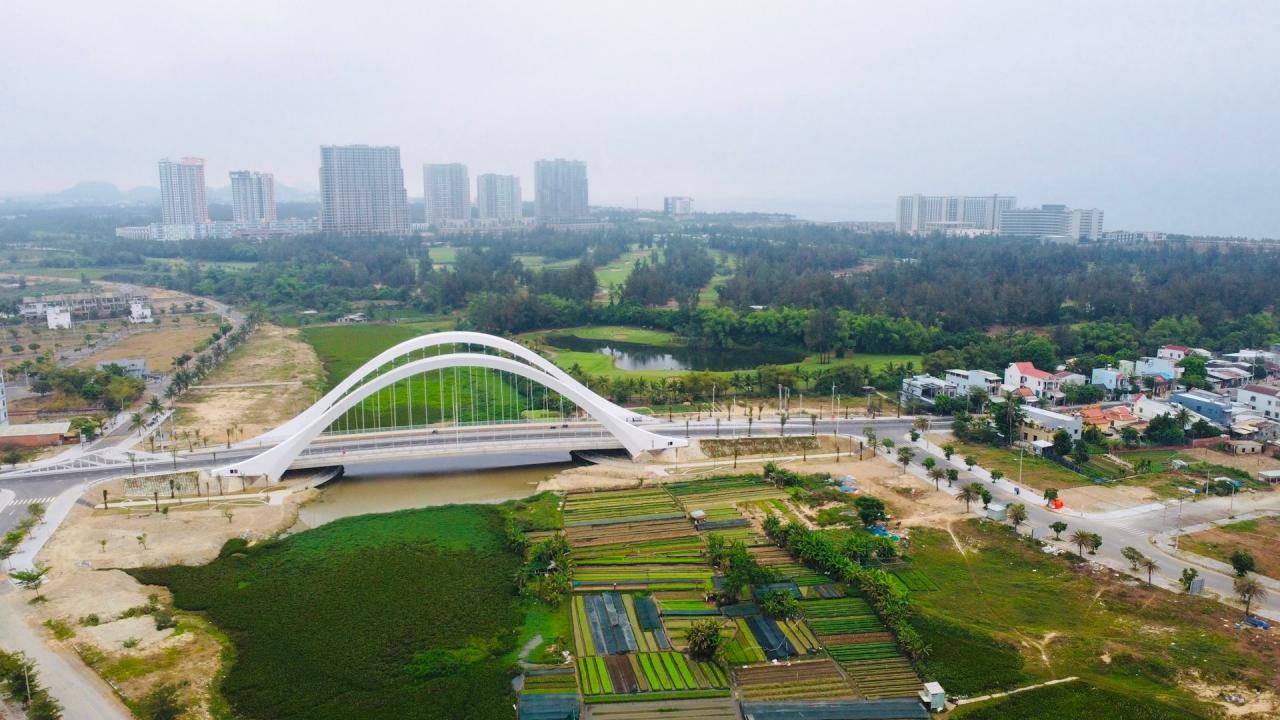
[908,521,1278,713]
[952,681,1201,720]
[1184,515,1280,579]
[945,439,1091,491]
[549,325,681,347]
[130,505,527,720]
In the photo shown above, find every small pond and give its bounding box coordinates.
[545,334,804,372]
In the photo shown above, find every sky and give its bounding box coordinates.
[1,1,1278,236]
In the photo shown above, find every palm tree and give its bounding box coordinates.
[865,435,880,456]
[1140,558,1159,586]
[897,446,915,473]
[1234,575,1268,618]
[147,396,164,415]
[129,412,145,435]
[957,483,981,513]
[1070,529,1093,556]
[1007,503,1027,529]
[928,467,946,490]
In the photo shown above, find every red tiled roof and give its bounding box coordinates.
[1015,386,1035,398]
[1163,344,1191,353]
[1243,384,1280,397]
[1014,362,1053,380]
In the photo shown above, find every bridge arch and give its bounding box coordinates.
[255,330,643,444]
[219,353,684,481]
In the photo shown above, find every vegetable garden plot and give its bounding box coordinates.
[566,519,698,548]
[841,656,925,699]
[577,652,729,702]
[744,614,796,660]
[666,475,785,508]
[733,658,856,701]
[799,597,874,618]
[563,489,683,526]
[580,593,640,655]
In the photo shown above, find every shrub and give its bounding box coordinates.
[685,619,725,661]
[760,589,800,619]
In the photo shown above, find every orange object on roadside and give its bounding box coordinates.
[1053,499,1064,509]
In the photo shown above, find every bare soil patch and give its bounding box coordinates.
[173,324,321,442]
[1058,483,1157,513]
[1180,446,1280,474]
[75,316,216,374]
[1183,514,1280,579]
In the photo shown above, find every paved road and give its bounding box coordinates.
[0,589,131,720]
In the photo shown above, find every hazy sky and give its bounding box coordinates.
[2,2,1278,235]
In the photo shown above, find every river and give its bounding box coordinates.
[294,451,579,527]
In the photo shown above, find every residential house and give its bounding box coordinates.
[1051,370,1086,387]
[900,374,954,407]
[1157,345,1191,362]
[944,369,1002,400]
[1079,404,1139,435]
[1020,406,1084,448]
[1169,388,1234,426]
[1205,364,1253,390]
[1091,366,1131,395]
[1236,384,1280,421]
[1003,362,1064,404]
[1134,356,1182,381]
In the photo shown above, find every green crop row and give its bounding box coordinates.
[827,642,903,661]
[577,655,615,695]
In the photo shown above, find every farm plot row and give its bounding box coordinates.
[564,488,683,526]
[576,652,729,701]
[584,697,742,720]
[665,475,784,507]
[733,658,856,701]
[888,567,939,592]
[567,519,698,549]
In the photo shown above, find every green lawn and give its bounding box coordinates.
[908,521,1274,714]
[953,681,1201,720]
[426,244,458,267]
[130,505,527,720]
[945,440,1091,490]
[543,325,680,347]
[593,247,651,290]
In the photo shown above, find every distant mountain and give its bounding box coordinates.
[44,181,159,205]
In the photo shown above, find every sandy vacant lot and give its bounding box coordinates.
[1059,483,1157,513]
[1184,513,1280,580]
[76,316,217,374]
[174,323,322,442]
[1181,446,1280,474]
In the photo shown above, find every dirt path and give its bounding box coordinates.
[0,588,131,720]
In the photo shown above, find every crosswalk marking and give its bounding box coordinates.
[10,496,55,506]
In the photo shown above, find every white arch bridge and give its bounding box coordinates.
[215,331,686,482]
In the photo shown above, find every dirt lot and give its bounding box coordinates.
[1181,446,1280,474]
[1058,483,1157,513]
[1184,513,1280,579]
[20,486,313,719]
[173,323,322,442]
[75,315,217,375]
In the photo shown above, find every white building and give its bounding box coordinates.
[1102,230,1167,243]
[1069,208,1105,241]
[944,369,1002,398]
[424,163,471,224]
[129,301,153,324]
[46,307,71,329]
[229,170,277,225]
[0,371,9,426]
[1156,345,1191,363]
[1091,366,1129,393]
[534,159,589,221]
[476,174,522,222]
[319,145,410,235]
[900,374,954,407]
[1134,356,1182,380]
[1003,362,1063,403]
[664,196,694,217]
[996,204,1104,241]
[1023,406,1084,440]
[1236,385,1279,420]
[896,194,1015,234]
[158,157,209,226]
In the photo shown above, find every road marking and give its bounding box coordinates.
[10,496,55,506]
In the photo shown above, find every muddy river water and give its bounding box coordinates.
[295,451,579,527]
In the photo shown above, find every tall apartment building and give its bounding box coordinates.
[895,194,1015,233]
[158,157,209,225]
[664,196,694,216]
[318,145,409,235]
[423,163,471,223]
[229,170,277,225]
[996,204,1105,241]
[1069,208,1105,241]
[534,159,589,221]
[476,173,522,221]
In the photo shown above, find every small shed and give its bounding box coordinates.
[920,681,946,711]
[1259,469,1280,485]
[689,509,707,525]
[986,503,1007,522]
